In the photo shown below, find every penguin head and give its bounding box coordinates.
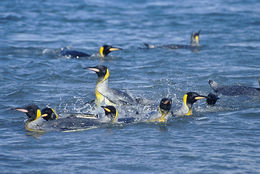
[41,107,59,121]
[208,80,218,86]
[101,105,118,123]
[99,45,121,58]
[159,98,172,115]
[191,30,200,46]
[206,93,219,106]
[88,65,109,80]
[14,104,41,122]
[183,92,206,115]
[208,80,219,92]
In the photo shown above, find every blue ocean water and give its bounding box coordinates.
[1,0,260,173]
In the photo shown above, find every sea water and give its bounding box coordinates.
[0,0,260,173]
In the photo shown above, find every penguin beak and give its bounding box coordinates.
[41,114,48,118]
[101,106,111,113]
[163,99,172,105]
[13,107,28,113]
[88,67,100,73]
[109,47,121,52]
[195,96,206,100]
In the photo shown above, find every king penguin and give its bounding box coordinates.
[144,30,201,49]
[209,80,260,96]
[174,92,206,116]
[149,98,172,123]
[14,104,120,132]
[101,106,118,123]
[61,45,121,58]
[13,104,57,132]
[87,65,135,106]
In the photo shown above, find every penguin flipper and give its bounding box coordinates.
[103,88,135,105]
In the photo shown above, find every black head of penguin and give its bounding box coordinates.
[99,45,121,57]
[88,65,108,79]
[13,104,40,122]
[101,105,117,122]
[191,30,200,46]
[159,98,172,114]
[41,107,59,121]
[186,92,206,106]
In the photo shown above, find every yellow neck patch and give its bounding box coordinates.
[150,114,167,123]
[195,35,199,44]
[51,108,59,119]
[185,109,192,116]
[95,69,110,105]
[113,109,118,123]
[150,107,169,123]
[157,114,167,123]
[36,109,41,120]
[183,94,192,116]
[25,109,45,133]
[159,106,163,115]
[99,46,104,58]
[183,94,188,108]
[104,69,109,81]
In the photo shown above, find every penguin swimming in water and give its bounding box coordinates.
[102,98,172,124]
[14,104,119,132]
[87,65,135,106]
[98,98,172,124]
[101,106,118,123]
[208,80,260,96]
[40,107,59,121]
[41,106,116,131]
[61,45,121,58]
[41,107,98,119]
[149,98,172,123]
[144,30,201,49]
[174,92,206,116]
[13,104,58,132]
[148,93,217,121]
[101,105,135,124]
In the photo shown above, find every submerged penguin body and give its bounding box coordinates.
[209,80,260,96]
[144,30,201,50]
